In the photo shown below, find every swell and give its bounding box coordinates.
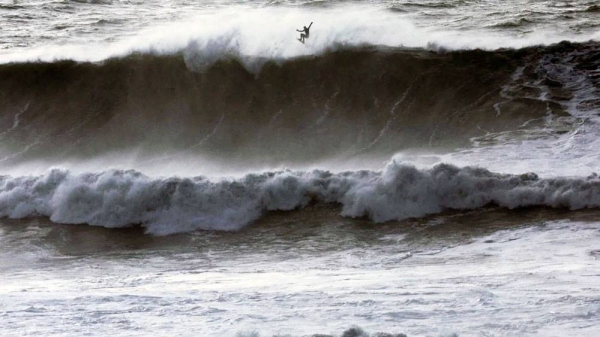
[1,41,597,169]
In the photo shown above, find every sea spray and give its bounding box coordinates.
[1,162,599,235]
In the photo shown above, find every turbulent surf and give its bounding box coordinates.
[2,2,600,337]
[0,40,599,232]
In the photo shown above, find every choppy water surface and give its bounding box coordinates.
[1,0,600,336]
[2,208,600,336]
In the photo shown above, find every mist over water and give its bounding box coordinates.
[1,0,599,63]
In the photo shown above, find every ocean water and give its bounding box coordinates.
[1,0,600,336]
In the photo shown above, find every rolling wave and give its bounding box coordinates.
[0,41,597,172]
[1,161,599,235]
[0,41,598,232]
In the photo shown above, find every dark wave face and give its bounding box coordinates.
[0,41,597,171]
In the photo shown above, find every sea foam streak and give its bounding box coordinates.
[1,161,599,235]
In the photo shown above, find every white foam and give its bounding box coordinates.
[1,161,600,235]
[443,45,600,178]
[0,6,597,65]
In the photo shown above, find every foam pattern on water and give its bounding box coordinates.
[1,161,600,234]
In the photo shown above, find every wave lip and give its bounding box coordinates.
[1,162,600,235]
[1,5,599,66]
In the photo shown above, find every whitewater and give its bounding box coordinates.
[1,0,600,336]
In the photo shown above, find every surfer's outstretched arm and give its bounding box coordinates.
[296,29,303,32]
[308,22,313,29]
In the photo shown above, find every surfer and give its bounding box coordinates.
[297,22,313,43]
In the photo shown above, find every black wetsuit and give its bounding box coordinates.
[297,22,313,43]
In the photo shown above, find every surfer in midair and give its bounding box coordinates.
[297,22,313,43]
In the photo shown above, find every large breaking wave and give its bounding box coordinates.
[2,161,600,235]
[0,41,598,172]
[0,40,599,233]
[2,5,598,65]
